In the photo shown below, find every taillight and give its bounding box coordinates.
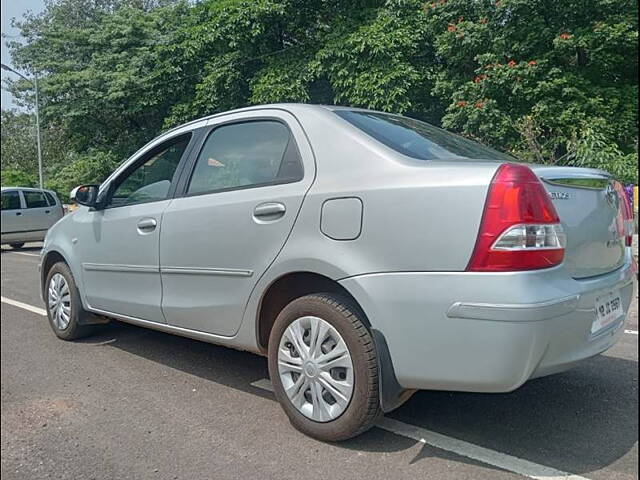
[613,181,633,247]
[467,163,566,272]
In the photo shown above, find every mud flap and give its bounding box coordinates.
[371,329,415,413]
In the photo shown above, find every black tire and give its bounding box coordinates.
[268,293,381,441]
[44,261,94,340]
[9,243,25,249]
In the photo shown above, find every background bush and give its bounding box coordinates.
[2,0,637,196]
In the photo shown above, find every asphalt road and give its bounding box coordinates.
[1,245,638,480]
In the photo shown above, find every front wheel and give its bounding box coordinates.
[268,293,381,441]
[45,262,94,340]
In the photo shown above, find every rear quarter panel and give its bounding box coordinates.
[268,106,502,276]
[237,107,501,353]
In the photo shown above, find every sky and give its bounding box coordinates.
[1,0,46,110]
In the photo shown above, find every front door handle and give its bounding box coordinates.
[137,218,157,232]
[253,202,286,221]
[16,212,22,216]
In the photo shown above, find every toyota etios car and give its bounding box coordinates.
[40,104,635,440]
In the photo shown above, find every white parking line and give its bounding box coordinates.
[251,378,589,480]
[0,296,47,316]
[624,329,638,335]
[250,378,275,391]
[2,250,41,257]
[377,418,589,480]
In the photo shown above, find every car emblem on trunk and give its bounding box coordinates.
[549,191,571,200]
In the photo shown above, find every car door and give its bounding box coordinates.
[1,190,25,239]
[159,111,314,336]
[43,191,64,226]
[76,133,193,321]
[21,190,52,234]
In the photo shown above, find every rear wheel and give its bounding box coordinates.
[45,262,94,340]
[268,293,380,441]
[9,243,25,249]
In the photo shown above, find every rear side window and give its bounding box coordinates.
[44,192,57,206]
[187,121,303,195]
[1,191,21,210]
[23,190,48,208]
[334,110,514,161]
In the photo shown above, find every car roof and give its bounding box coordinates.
[160,103,370,137]
[1,186,56,194]
[100,103,384,189]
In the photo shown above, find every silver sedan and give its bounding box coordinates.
[38,104,635,440]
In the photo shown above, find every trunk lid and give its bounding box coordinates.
[531,165,626,279]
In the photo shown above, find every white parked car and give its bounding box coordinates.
[1,187,64,248]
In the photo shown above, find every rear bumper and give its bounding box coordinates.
[340,256,635,393]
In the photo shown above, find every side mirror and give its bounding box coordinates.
[70,184,100,208]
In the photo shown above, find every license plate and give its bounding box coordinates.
[592,290,623,335]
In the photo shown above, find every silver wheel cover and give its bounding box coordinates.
[48,273,71,330]
[278,316,354,422]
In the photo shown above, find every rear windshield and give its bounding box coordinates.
[334,110,514,161]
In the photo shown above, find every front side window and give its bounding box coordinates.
[335,110,514,161]
[1,191,21,210]
[23,190,48,208]
[109,135,190,207]
[187,121,302,195]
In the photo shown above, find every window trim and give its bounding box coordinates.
[102,132,195,210]
[178,118,305,199]
[22,190,49,209]
[44,191,57,207]
[1,190,23,211]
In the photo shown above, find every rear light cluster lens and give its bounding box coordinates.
[467,163,565,272]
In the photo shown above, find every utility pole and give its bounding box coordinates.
[34,75,43,189]
[1,63,44,188]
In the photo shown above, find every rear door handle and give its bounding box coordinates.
[253,202,286,221]
[137,218,157,232]
[16,212,22,216]
[45,210,50,214]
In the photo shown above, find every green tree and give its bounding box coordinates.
[0,169,38,188]
[1,109,74,191]
[5,0,638,188]
[420,0,637,174]
[1,110,38,174]
[45,150,122,201]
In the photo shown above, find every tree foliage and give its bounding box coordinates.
[1,109,72,188]
[1,110,37,174]
[4,0,638,195]
[45,150,122,201]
